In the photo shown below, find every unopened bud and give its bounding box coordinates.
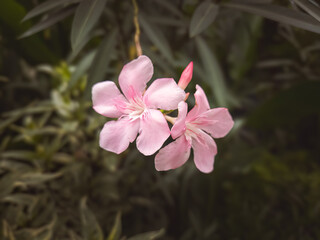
[178,61,193,90]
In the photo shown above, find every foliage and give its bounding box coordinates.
[1,0,320,239]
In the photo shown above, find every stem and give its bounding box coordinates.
[132,0,142,56]
[164,115,176,125]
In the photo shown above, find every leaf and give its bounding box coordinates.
[86,29,118,97]
[152,0,184,18]
[228,15,262,81]
[1,151,37,161]
[1,193,36,205]
[139,14,175,64]
[2,220,16,240]
[196,37,231,107]
[71,0,108,50]
[18,172,63,185]
[189,1,219,37]
[20,6,75,38]
[68,34,92,62]
[222,1,320,34]
[68,50,96,90]
[0,173,17,199]
[293,0,320,23]
[127,229,165,240]
[80,197,104,240]
[22,0,80,22]
[106,212,121,240]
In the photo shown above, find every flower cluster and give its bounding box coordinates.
[92,55,233,173]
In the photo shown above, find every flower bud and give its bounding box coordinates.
[178,61,193,90]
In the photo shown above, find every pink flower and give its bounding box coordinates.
[155,85,234,173]
[178,61,193,90]
[92,55,185,155]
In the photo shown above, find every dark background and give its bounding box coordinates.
[0,0,320,239]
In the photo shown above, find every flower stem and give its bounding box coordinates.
[132,0,142,57]
[164,115,176,125]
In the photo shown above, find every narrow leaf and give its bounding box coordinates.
[71,0,107,50]
[86,30,117,94]
[140,14,175,64]
[106,212,121,240]
[80,197,104,240]
[222,1,320,34]
[68,50,96,90]
[18,172,63,185]
[196,37,229,107]
[127,229,165,240]
[1,194,36,205]
[22,0,79,22]
[293,0,320,23]
[189,1,219,37]
[20,6,75,38]
[152,0,184,18]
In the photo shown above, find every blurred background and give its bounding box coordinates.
[1,0,320,239]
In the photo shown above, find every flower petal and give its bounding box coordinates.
[171,101,188,139]
[143,78,186,110]
[119,55,153,100]
[192,130,217,173]
[155,135,191,171]
[136,109,170,156]
[99,117,139,154]
[202,108,234,138]
[92,81,127,118]
[187,85,210,121]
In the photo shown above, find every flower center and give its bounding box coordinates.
[125,96,146,119]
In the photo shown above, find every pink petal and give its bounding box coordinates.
[119,55,153,100]
[155,135,191,171]
[143,78,185,110]
[187,85,210,121]
[178,61,193,90]
[99,117,139,154]
[202,108,234,138]
[192,130,217,173]
[171,101,188,139]
[92,81,127,118]
[136,109,170,156]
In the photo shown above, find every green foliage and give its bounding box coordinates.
[1,0,320,239]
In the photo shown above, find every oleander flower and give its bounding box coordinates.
[92,55,185,155]
[155,85,234,173]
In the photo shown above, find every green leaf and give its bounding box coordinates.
[140,14,175,64]
[80,197,104,240]
[127,229,165,240]
[17,172,62,185]
[189,1,219,37]
[196,37,231,107]
[20,6,75,38]
[22,0,80,22]
[293,0,320,23]
[222,1,320,34]
[0,173,17,199]
[86,29,118,97]
[68,50,96,90]
[106,212,121,240]
[1,151,37,161]
[1,193,36,206]
[2,220,16,240]
[152,0,184,18]
[71,0,108,50]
